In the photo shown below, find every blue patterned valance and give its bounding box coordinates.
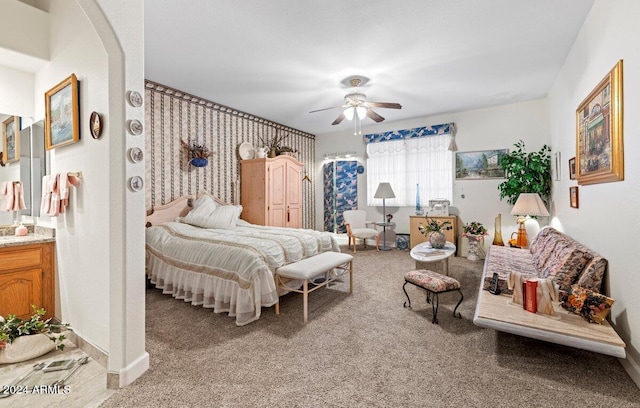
[363,122,455,144]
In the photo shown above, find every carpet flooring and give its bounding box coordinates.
[100,247,640,408]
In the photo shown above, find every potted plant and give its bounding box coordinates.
[259,132,289,158]
[462,221,488,261]
[418,218,452,249]
[497,140,551,205]
[462,221,488,238]
[0,307,72,364]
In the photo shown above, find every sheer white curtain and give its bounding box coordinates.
[366,134,453,206]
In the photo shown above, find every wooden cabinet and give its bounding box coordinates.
[409,215,458,249]
[0,242,55,320]
[240,155,303,228]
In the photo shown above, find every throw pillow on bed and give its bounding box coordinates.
[180,195,242,229]
[181,195,218,226]
[560,284,614,324]
[204,205,243,229]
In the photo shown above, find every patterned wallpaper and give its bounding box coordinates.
[144,80,317,229]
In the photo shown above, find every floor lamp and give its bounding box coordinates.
[374,182,395,251]
[510,193,549,248]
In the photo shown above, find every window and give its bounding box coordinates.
[366,133,453,206]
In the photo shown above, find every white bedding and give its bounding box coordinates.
[145,220,339,325]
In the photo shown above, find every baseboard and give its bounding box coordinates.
[69,331,149,389]
[107,351,149,389]
[620,348,640,389]
[67,331,108,368]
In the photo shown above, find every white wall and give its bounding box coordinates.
[0,66,34,117]
[315,98,550,252]
[547,0,640,387]
[4,0,147,387]
[33,0,111,351]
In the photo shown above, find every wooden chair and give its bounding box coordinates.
[343,210,380,253]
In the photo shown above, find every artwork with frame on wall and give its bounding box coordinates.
[455,149,508,179]
[569,186,579,208]
[568,157,576,180]
[553,152,561,181]
[45,73,80,150]
[575,60,623,185]
[2,116,20,163]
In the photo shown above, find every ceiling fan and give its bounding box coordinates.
[310,77,402,129]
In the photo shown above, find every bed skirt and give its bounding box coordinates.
[146,252,279,326]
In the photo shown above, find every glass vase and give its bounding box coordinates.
[492,214,505,246]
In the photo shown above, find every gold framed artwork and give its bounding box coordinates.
[2,116,20,163]
[575,60,623,185]
[45,73,80,150]
[569,186,579,208]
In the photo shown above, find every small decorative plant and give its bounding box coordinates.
[259,131,289,155]
[462,221,488,240]
[418,218,452,237]
[181,139,213,167]
[0,307,72,352]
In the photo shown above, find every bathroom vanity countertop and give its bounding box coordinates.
[0,233,56,248]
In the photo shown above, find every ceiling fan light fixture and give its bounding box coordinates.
[344,107,355,121]
[356,106,367,120]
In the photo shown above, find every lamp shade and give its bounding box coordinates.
[344,107,355,120]
[374,182,395,199]
[510,193,549,217]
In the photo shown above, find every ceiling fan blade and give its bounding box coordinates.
[366,109,385,123]
[309,105,344,113]
[367,102,402,109]
[331,113,346,125]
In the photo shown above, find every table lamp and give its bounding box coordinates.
[374,182,395,250]
[510,193,549,248]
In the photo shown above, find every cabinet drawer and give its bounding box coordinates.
[0,246,43,272]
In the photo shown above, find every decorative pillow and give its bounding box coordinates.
[180,195,218,227]
[202,205,243,230]
[537,240,592,292]
[560,285,614,324]
[575,256,607,292]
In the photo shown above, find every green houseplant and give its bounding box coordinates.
[497,140,551,205]
[0,307,72,353]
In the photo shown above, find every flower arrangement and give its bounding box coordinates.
[418,218,452,237]
[259,131,289,154]
[181,139,213,167]
[0,307,72,352]
[462,221,488,240]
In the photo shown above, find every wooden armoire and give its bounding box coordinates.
[240,155,303,228]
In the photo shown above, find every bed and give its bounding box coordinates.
[145,193,339,326]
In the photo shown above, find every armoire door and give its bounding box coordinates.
[286,160,302,228]
[268,159,287,227]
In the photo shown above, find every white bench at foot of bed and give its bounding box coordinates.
[275,252,354,323]
[473,284,626,358]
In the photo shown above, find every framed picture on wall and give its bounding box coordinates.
[455,149,508,179]
[575,60,623,185]
[569,186,579,208]
[2,116,20,163]
[569,157,576,180]
[45,73,80,150]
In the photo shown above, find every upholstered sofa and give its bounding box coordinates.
[482,226,607,295]
[473,227,626,358]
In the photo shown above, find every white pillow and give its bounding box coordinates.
[202,205,243,229]
[181,195,217,227]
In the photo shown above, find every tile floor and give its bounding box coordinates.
[0,345,113,408]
